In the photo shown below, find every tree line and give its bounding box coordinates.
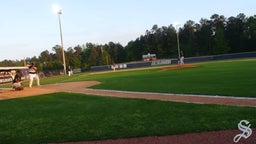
[1,13,255,72]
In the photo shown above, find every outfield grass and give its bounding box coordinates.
[0,92,256,144]
[68,59,256,97]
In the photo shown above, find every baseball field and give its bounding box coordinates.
[0,58,255,144]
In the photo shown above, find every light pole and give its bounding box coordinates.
[175,24,181,64]
[57,10,67,75]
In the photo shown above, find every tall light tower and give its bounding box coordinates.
[57,10,67,75]
[174,23,181,64]
[53,4,66,75]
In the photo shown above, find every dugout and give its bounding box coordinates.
[0,67,28,84]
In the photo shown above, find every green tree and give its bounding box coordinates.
[52,45,63,63]
[125,37,145,61]
[39,50,52,63]
[88,45,100,66]
[211,14,229,54]
[226,13,247,53]
[180,20,196,57]
[81,44,92,70]
[105,42,125,64]
[245,15,256,51]
[74,45,83,62]
[195,18,214,55]
[66,47,81,69]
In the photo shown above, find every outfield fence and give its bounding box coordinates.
[90,51,256,71]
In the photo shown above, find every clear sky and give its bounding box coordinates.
[0,0,255,61]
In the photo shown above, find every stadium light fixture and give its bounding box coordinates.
[52,4,67,75]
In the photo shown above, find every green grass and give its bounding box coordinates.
[0,59,256,143]
[1,59,256,97]
[72,59,256,97]
[0,92,256,144]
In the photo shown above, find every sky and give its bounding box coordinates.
[0,0,255,61]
